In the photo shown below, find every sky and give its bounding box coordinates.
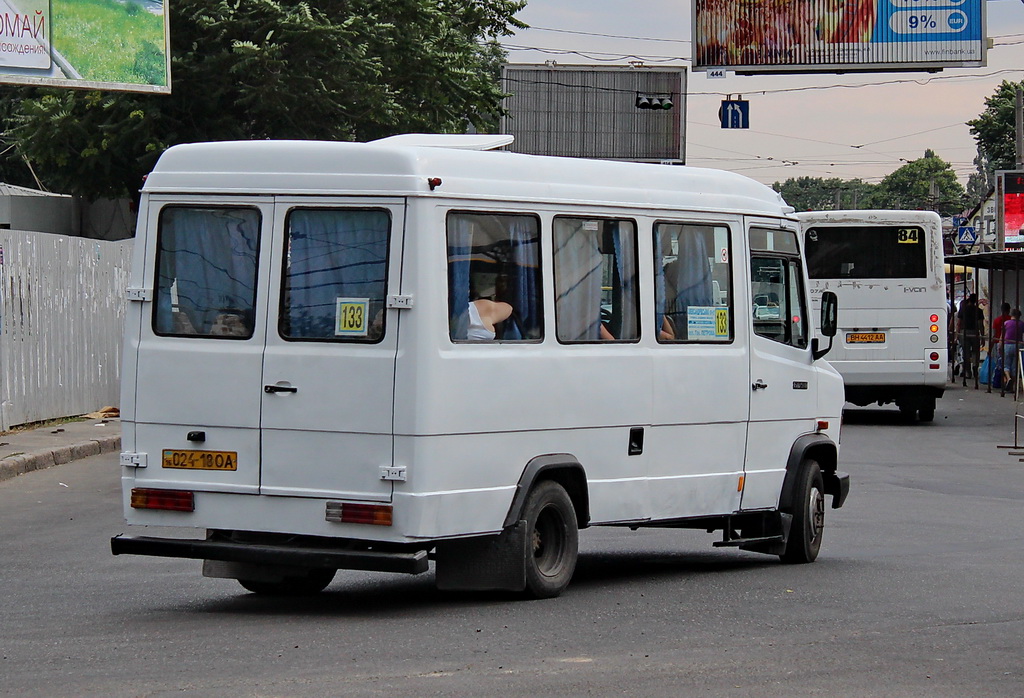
[503,0,1024,188]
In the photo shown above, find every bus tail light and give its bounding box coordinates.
[326,502,393,526]
[131,488,194,512]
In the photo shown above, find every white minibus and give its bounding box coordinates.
[799,210,947,421]
[111,135,848,598]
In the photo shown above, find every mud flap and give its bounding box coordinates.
[434,521,527,592]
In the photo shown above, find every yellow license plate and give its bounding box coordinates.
[847,332,886,343]
[162,449,238,470]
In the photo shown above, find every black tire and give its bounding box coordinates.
[780,460,825,564]
[522,480,578,598]
[918,407,935,422]
[238,568,335,596]
[898,404,917,422]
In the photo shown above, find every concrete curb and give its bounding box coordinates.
[0,434,121,483]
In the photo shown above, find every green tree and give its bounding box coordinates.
[965,151,995,210]
[866,150,965,216]
[967,80,1024,171]
[2,0,526,200]
[772,176,876,211]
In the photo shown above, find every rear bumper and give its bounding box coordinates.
[110,534,430,575]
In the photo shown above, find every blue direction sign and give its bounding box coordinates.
[957,226,977,245]
[720,100,749,129]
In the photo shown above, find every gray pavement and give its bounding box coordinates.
[0,416,121,482]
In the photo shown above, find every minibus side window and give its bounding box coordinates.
[749,228,808,349]
[553,217,639,343]
[153,206,260,339]
[447,212,543,342]
[279,208,390,342]
[654,222,732,343]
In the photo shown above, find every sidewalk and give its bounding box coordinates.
[0,417,121,483]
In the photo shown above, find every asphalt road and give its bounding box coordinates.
[2,383,1022,696]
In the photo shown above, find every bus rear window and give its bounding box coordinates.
[153,206,260,339]
[805,225,927,279]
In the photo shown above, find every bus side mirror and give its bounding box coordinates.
[813,291,838,360]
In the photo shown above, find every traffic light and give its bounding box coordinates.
[635,93,673,110]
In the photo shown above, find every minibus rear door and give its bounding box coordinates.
[132,198,273,495]
[258,200,404,501]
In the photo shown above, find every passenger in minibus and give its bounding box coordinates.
[467,298,513,341]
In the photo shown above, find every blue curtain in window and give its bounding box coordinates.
[447,216,473,340]
[285,209,388,339]
[554,221,602,341]
[501,219,541,340]
[654,230,667,335]
[667,230,714,334]
[611,223,637,339]
[156,208,259,334]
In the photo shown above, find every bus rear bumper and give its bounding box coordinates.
[110,533,430,575]
[844,384,944,408]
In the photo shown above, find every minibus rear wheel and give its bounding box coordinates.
[780,460,824,564]
[238,568,336,596]
[522,480,578,598]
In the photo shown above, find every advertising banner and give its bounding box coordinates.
[999,171,1024,247]
[0,0,169,93]
[693,0,985,73]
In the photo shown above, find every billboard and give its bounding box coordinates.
[693,0,986,74]
[501,65,686,163]
[998,170,1024,248]
[0,0,169,93]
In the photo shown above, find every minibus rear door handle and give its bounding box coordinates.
[752,379,768,391]
[264,384,298,394]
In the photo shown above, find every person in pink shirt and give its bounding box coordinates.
[1002,308,1024,389]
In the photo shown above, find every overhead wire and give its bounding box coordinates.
[502,23,1024,181]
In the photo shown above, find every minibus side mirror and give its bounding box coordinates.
[812,290,838,360]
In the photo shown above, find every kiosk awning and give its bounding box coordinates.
[945,251,1024,271]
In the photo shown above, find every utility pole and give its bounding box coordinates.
[1016,86,1023,170]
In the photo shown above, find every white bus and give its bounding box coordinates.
[111,136,848,598]
[799,210,947,421]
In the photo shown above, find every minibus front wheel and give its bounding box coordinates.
[780,460,825,564]
[523,480,579,598]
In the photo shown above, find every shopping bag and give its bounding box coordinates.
[980,355,991,384]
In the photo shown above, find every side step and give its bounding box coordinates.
[710,511,792,555]
[111,535,430,575]
[713,534,784,548]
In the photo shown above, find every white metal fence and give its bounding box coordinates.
[0,230,132,430]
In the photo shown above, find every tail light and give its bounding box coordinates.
[325,502,393,526]
[131,488,194,512]
[929,314,941,343]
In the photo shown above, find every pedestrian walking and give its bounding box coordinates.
[957,293,984,380]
